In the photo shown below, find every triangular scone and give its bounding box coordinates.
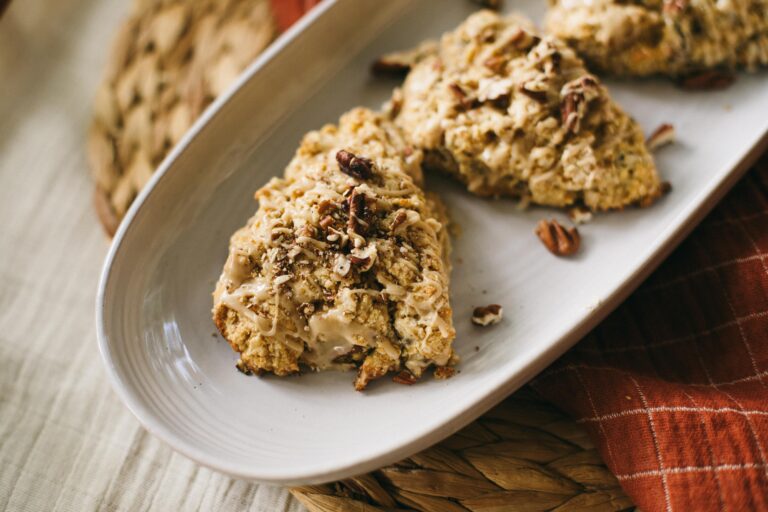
[213,108,456,390]
[545,0,768,77]
[390,10,663,211]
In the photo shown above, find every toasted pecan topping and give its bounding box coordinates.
[336,150,374,180]
[391,210,408,231]
[560,77,599,135]
[484,55,507,74]
[519,83,547,103]
[449,82,478,111]
[347,188,371,235]
[349,255,370,266]
[317,199,335,215]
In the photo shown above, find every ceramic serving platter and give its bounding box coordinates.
[97,0,768,485]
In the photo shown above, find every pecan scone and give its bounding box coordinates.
[545,0,768,77]
[213,108,456,390]
[390,10,663,211]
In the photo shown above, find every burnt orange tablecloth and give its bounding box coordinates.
[534,152,768,511]
[275,3,768,510]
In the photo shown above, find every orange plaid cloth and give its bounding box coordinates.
[534,151,768,511]
[270,0,322,32]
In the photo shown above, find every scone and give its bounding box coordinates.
[545,0,768,77]
[390,10,663,211]
[212,108,456,390]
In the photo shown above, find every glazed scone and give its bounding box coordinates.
[545,0,768,77]
[212,108,456,390]
[390,10,663,210]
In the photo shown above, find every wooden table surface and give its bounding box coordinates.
[0,2,302,510]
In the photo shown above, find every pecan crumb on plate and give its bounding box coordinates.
[536,219,580,256]
[567,205,593,225]
[472,304,503,326]
[647,123,676,151]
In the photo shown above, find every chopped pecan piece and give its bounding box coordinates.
[319,215,335,230]
[503,28,539,52]
[560,76,600,135]
[347,188,372,235]
[561,93,582,134]
[484,55,506,74]
[317,199,335,215]
[535,219,580,256]
[519,83,547,103]
[393,371,418,385]
[646,123,676,150]
[472,304,503,326]
[337,150,374,180]
[349,255,371,266]
[449,82,478,111]
[678,70,736,91]
[434,366,456,379]
[391,210,408,231]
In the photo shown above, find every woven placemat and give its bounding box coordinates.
[87,0,275,235]
[87,3,634,510]
[290,387,633,512]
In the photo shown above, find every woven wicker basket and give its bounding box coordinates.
[290,387,632,512]
[87,0,276,234]
[87,3,633,510]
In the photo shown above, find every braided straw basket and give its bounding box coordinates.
[87,2,634,510]
[87,0,276,234]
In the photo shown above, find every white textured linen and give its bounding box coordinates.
[0,2,302,510]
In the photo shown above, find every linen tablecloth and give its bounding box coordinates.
[0,2,302,510]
